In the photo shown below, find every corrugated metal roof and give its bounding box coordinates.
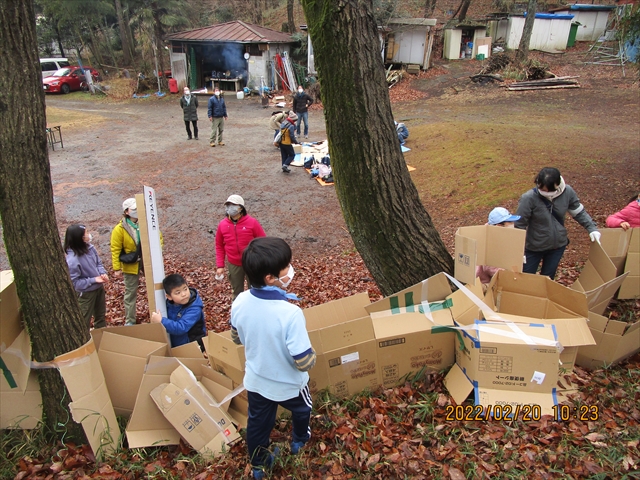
[165,21,293,44]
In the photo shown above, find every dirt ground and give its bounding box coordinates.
[0,49,638,325]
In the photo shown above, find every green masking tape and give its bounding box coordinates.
[405,292,415,312]
[0,356,18,389]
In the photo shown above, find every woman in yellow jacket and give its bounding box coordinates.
[110,198,163,325]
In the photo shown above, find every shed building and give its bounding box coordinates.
[549,4,615,42]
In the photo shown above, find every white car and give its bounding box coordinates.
[40,58,70,79]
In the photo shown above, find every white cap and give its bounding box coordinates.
[122,198,137,212]
[225,195,244,206]
[488,207,521,225]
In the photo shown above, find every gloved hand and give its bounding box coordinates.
[589,231,602,244]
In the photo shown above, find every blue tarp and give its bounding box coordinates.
[524,13,575,20]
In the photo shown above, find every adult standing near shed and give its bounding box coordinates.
[215,195,266,300]
[292,86,313,139]
[208,88,227,147]
[179,86,199,140]
[515,167,600,280]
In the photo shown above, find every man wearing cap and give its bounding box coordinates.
[215,195,266,299]
[110,198,163,325]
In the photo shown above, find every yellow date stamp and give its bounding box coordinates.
[444,404,543,421]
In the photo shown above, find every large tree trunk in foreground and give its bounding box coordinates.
[0,0,89,441]
[301,0,454,296]
[516,0,537,63]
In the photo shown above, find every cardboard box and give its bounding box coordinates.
[126,355,209,448]
[1,370,42,429]
[1,270,22,349]
[150,363,241,456]
[576,312,640,369]
[444,321,560,415]
[571,241,629,315]
[483,271,595,373]
[366,274,460,388]
[97,330,168,416]
[206,330,246,385]
[454,225,526,285]
[56,340,120,455]
[198,365,248,428]
[303,292,378,397]
[618,228,640,299]
[599,228,633,276]
[91,322,170,351]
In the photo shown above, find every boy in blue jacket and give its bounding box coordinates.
[151,274,206,350]
[230,237,315,480]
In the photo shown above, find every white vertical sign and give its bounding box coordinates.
[144,185,167,317]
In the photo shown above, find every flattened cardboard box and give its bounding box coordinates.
[150,363,241,456]
[97,329,168,416]
[126,355,209,448]
[444,322,560,416]
[303,292,379,397]
[483,271,594,374]
[570,241,629,315]
[56,340,120,455]
[576,312,640,369]
[454,225,526,285]
[366,274,461,388]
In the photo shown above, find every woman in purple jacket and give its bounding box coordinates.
[64,224,109,329]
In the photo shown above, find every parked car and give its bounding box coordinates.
[40,58,70,79]
[42,66,100,94]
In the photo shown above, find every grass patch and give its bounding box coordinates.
[45,106,107,130]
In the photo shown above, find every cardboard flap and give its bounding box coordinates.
[0,371,42,429]
[600,228,632,258]
[443,363,474,405]
[366,274,452,315]
[304,292,370,330]
[0,270,22,353]
[448,282,484,326]
[99,332,168,358]
[171,342,205,359]
[315,316,375,353]
[91,323,170,351]
[542,318,595,348]
[56,340,120,454]
[0,329,32,393]
[587,311,608,333]
[207,331,245,370]
[604,319,628,336]
[476,388,557,416]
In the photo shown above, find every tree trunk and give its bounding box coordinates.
[287,0,296,33]
[0,0,89,441]
[516,0,537,63]
[424,0,437,18]
[300,0,454,296]
[55,25,66,58]
[458,0,472,21]
[115,0,132,65]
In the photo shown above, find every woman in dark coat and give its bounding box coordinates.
[179,86,199,140]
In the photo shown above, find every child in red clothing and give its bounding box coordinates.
[606,194,640,231]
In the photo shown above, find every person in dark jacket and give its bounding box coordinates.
[65,224,109,329]
[515,167,600,280]
[207,88,228,147]
[179,87,199,140]
[279,111,299,173]
[292,87,313,139]
[395,121,409,145]
[151,273,206,350]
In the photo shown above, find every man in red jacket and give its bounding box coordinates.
[215,195,266,299]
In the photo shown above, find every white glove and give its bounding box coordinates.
[589,231,601,244]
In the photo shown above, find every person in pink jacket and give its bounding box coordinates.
[606,194,640,230]
[215,195,266,299]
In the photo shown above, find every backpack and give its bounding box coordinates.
[273,129,283,146]
[303,155,316,169]
[321,155,331,166]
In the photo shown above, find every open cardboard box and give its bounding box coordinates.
[303,292,379,397]
[206,330,246,385]
[454,225,526,285]
[444,321,560,416]
[576,312,640,369]
[570,241,629,315]
[150,362,241,456]
[483,271,595,374]
[365,273,470,388]
[618,228,640,299]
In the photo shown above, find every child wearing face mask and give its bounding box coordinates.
[207,88,228,147]
[65,224,109,329]
[230,237,315,480]
[215,195,266,300]
[475,207,521,287]
[292,86,314,139]
[179,86,199,140]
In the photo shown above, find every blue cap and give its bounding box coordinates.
[488,207,521,225]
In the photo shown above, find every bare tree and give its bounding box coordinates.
[0,0,89,441]
[115,0,133,65]
[516,0,537,63]
[300,0,454,295]
[287,0,296,33]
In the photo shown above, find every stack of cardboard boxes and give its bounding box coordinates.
[1,227,637,450]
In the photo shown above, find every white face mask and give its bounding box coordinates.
[538,189,559,200]
[214,91,220,96]
[278,264,295,288]
[184,90,190,95]
[225,205,241,217]
[128,208,138,219]
[298,89,303,94]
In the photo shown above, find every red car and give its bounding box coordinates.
[43,66,100,94]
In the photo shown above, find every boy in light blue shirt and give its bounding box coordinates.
[230,237,315,480]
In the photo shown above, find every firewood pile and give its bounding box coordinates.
[480,53,512,74]
[507,76,580,91]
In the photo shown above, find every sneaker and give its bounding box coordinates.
[218,142,225,146]
[210,142,216,147]
[187,136,192,140]
[252,447,279,479]
[194,136,198,140]
[291,440,306,455]
[282,166,291,173]
[304,135,308,139]
[252,469,265,480]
